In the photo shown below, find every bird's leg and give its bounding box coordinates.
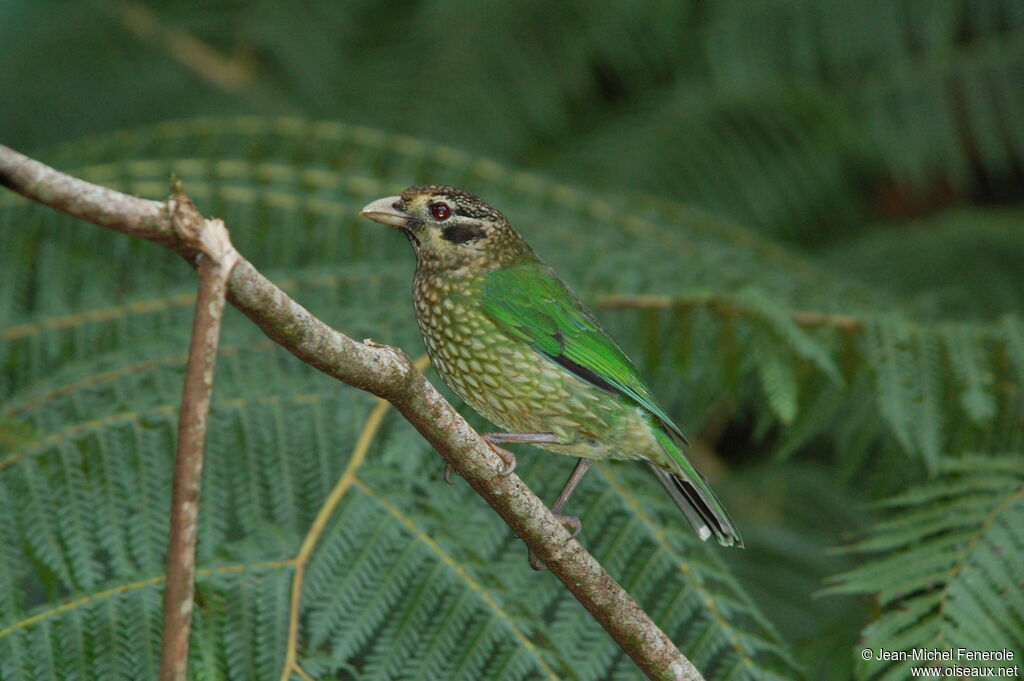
[483,432,562,445]
[549,457,593,521]
[483,432,562,477]
[529,457,593,571]
[442,432,559,484]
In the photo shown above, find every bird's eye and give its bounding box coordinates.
[430,203,451,221]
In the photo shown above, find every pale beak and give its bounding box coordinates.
[360,196,410,228]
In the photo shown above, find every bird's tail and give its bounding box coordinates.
[649,429,743,548]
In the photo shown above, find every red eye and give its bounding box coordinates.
[430,203,451,221]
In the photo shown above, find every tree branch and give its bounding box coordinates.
[598,293,863,332]
[158,191,239,681]
[0,143,705,681]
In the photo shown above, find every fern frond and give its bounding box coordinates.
[818,211,1024,322]
[601,291,1021,473]
[943,326,997,426]
[826,456,1024,679]
[706,0,1024,199]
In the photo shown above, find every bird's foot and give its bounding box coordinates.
[528,513,582,571]
[481,436,517,477]
[441,435,516,484]
[555,513,583,539]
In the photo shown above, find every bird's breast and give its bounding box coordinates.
[412,273,510,402]
[411,272,647,460]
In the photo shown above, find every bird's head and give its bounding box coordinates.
[361,185,531,272]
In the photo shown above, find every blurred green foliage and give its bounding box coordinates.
[0,1,1022,680]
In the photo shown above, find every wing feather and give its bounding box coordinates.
[480,262,690,446]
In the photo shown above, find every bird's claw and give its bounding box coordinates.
[442,436,515,484]
[527,513,582,571]
[482,437,517,477]
[556,513,583,539]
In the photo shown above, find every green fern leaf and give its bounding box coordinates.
[942,326,997,426]
[826,456,1024,680]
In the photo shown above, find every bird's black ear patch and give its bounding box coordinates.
[442,224,485,244]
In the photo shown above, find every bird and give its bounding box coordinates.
[361,185,742,560]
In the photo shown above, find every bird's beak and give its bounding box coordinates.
[360,196,410,228]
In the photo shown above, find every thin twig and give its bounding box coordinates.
[158,191,239,681]
[108,0,254,93]
[598,293,863,332]
[0,144,705,681]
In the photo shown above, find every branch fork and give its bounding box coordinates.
[158,188,239,681]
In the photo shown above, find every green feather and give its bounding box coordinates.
[480,261,690,445]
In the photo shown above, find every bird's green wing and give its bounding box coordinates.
[479,261,689,446]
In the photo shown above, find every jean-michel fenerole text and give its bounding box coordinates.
[871,648,1016,662]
